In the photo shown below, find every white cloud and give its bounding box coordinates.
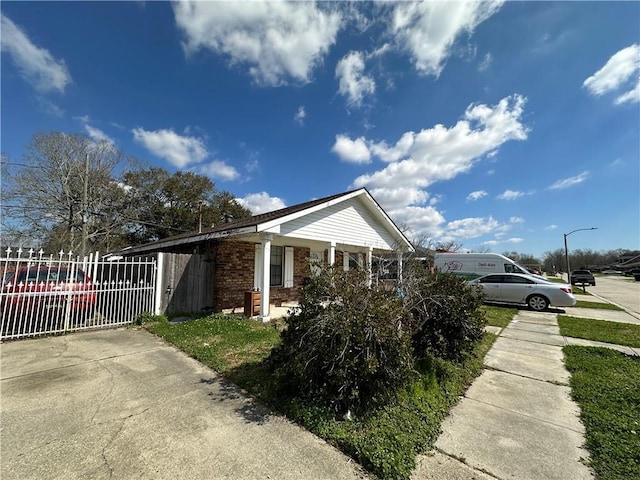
[1,14,72,93]
[391,1,504,77]
[466,190,487,201]
[505,237,523,244]
[614,80,640,105]
[294,106,306,125]
[547,171,589,190]
[85,124,115,145]
[497,190,524,200]
[237,192,286,214]
[478,52,493,72]
[172,0,341,87]
[36,97,64,117]
[335,51,375,108]
[335,95,527,244]
[132,127,208,168]
[545,224,558,231]
[348,95,527,190]
[368,187,429,211]
[444,216,501,240]
[510,216,525,224]
[198,161,240,181]
[331,134,371,164]
[583,44,640,104]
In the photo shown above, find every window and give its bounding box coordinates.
[479,275,504,283]
[348,253,360,270]
[504,275,534,284]
[270,246,283,287]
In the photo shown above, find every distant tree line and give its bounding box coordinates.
[502,249,640,273]
[1,131,252,255]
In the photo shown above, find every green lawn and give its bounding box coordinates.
[558,316,640,348]
[563,346,640,480]
[145,311,499,479]
[573,300,623,311]
[480,305,517,327]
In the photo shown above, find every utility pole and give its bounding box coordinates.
[81,153,89,258]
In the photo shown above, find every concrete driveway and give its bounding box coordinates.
[1,328,367,480]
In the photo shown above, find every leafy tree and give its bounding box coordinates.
[121,167,252,244]
[3,131,130,254]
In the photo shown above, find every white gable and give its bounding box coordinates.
[272,197,401,250]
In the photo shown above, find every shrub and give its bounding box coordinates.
[403,269,486,362]
[266,265,416,414]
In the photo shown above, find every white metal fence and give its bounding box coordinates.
[1,248,157,340]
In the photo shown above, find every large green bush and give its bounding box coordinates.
[403,268,486,362]
[266,265,416,414]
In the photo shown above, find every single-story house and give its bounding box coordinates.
[119,188,414,320]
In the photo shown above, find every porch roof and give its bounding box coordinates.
[118,188,415,256]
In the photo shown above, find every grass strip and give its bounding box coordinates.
[480,305,517,327]
[558,316,640,348]
[573,300,622,310]
[146,313,497,479]
[563,346,640,480]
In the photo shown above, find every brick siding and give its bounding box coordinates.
[213,240,311,311]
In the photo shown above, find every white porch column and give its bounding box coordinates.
[260,234,272,320]
[397,252,404,284]
[154,252,164,315]
[329,241,336,265]
[367,247,373,286]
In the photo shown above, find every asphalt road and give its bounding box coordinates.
[587,275,640,317]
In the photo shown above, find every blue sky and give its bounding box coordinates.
[2,1,639,258]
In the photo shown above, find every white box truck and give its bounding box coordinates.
[434,252,533,280]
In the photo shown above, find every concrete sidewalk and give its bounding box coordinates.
[413,306,639,480]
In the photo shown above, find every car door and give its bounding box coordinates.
[501,275,536,304]
[477,275,504,301]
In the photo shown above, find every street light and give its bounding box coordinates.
[564,227,598,281]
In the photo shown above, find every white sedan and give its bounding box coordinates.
[468,273,576,311]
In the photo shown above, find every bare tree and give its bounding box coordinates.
[4,132,130,254]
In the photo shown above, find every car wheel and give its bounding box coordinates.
[527,294,549,312]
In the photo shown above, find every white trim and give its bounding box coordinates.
[329,242,336,265]
[284,246,294,288]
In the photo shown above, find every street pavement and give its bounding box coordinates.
[587,275,640,317]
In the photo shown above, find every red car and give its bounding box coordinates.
[1,266,96,318]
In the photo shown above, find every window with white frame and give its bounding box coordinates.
[270,246,294,287]
[270,246,283,286]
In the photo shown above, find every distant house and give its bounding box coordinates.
[119,188,414,320]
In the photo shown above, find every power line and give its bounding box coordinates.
[2,204,189,232]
